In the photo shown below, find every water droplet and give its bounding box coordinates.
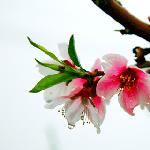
[97,128,101,134]
[68,123,75,129]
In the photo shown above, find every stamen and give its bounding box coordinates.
[80,108,91,125]
[58,107,66,118]
[120,68,137,89]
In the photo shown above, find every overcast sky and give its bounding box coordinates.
[0,1,150,150]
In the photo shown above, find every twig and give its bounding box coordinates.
[91,0,150,42]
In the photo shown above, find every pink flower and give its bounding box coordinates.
[46,59,105,133]
[97,54,150,115]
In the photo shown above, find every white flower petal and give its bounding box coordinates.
[46,81,75,98]
[88,103,101,133]
[45,98,68,109]
[43,82,74,109]
[58,43,70,60]
[65,98,84,125]
[146,104,150,112]
[37,60,59,76]
[44,83,67,101]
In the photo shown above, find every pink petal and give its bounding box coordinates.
[130,67,150,108]
[136,75,150,106]
[118,87,140,115]
[130,66,148,80]
[102,54,127,76]
[91,58,102,71]
[70,78,87,87]
[96,75,120,100]
[103,54,128,68]
[93,96,105,121]
[63,78,87,98]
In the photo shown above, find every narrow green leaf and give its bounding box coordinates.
[68,35,82,67]
[35,59,60,71]
[30,73,77,93]
[35,59,86,76]
[27,37,60,62]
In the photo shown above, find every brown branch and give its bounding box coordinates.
[92,0,150,42]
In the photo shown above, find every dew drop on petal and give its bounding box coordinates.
[68,124,75,129]
[97,128,101,134]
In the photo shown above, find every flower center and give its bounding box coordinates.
[70,76,100,108]
[120,68,137,89]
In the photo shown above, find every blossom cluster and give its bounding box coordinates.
[29,35,150,134]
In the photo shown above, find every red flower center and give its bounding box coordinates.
[71,77,100,106]
[120,68,137,89]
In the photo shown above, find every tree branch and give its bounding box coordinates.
[92,0,150,42]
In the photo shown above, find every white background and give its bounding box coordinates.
[0,0,150,150]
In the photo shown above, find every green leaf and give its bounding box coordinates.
[35,59,60,71]
[35,58,85,76]
[68,35,82,67]
[62,62,85,76]
[30,73,77,93]
[27,37,60,62]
